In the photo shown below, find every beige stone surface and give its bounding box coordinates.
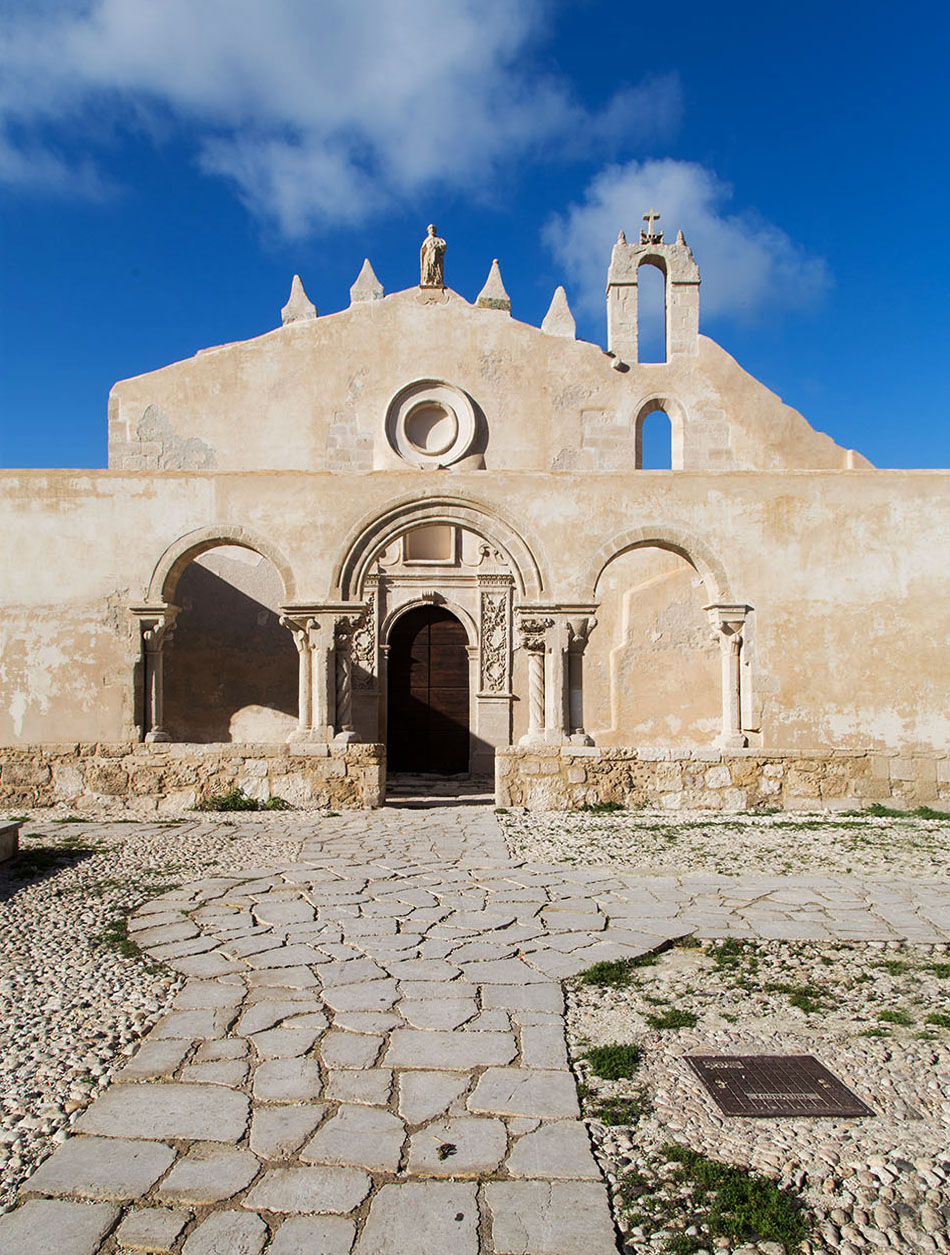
[0,229,946,801]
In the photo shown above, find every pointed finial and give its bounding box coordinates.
[676,229,686,245]
[476,258,510,312]
[617,229,627,245]
[541,286,576,339]
[281,274,317,325]
[349,258,384,304]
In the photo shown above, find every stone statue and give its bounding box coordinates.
[420,224,446,288]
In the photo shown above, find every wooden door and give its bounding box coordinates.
[387,607,470,773]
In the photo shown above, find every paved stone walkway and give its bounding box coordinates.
[4,805,949,1254]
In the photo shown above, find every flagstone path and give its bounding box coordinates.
[3,805,949,1254]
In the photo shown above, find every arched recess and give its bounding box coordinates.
[588,525,732,606]
[588,542,721,746]
[147,525,297,604]
[635,397,685,470]
[334,495,544,601]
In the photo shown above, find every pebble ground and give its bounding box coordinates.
[0,802,947,1254]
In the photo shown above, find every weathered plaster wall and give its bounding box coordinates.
[496,746,950,813]
[107,289,863,476]
[0,468,947,753]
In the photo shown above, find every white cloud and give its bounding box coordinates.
[545,159,831,323]
[0,0,681,234]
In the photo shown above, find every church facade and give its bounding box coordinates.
[1,222,947,812]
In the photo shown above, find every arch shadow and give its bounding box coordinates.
[146,525,298,604]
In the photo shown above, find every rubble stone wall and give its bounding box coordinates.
[495,746,950,812]
[0,743,385,813]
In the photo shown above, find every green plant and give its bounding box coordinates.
[494,806,509,814]
[764,982,827,1014]
[577,953,659,987]
[927,962,950,979]
[574,800,624,814]
[912,805,949,820]
[876,958,913,976]
[52,815,87,823]
[588,1091,650,1125]
[708,938,757,970]
[647,1008,698,1030]
[97,916,146,961]
[662,1145,812,1251]
[673,934,702,949]
[584,1042,641,1080]
[925,1012,950,1028]
[194,788,292,812]
[876,1008,913,1026]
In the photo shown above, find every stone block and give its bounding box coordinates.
[704,765,731,789]
[115,1207,189,1253]
[181,1212,268,1255]
[485,1181,616,1255]
[23,1136,175,1201]
[891,757,915,781]
[157,1145,260,1204]
[0,1199,119,1255]
[76,1083,248,1141]
[242,1166,371,1214]
[0,821,20,863]
[353,1182,478,1255]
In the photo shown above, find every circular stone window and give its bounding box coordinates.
[386,381,477,468]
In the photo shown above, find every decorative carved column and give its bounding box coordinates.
[706,604,751,750]
[567,616,597,745]
[478,579,512,696]
[518,617,552,745]
[131,606,179,743]
[279,615,319,741]
[333,613,365,744]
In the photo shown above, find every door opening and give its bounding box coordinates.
[387,606,470,774]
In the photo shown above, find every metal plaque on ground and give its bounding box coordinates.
[687,1054,875,1118]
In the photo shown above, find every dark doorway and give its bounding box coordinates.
[387,606,470,774]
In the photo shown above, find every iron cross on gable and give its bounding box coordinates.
[641,208,663,242]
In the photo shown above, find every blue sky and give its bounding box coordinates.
[1,0,948,470]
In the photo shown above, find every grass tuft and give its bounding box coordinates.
[876,1008,914,1026]
[195,788,293,812]
[925,1012,950,1028]
[584,1041,641,1080]
[574,800,625,814]
[646,1008,698,1030]
[577,953,659,987]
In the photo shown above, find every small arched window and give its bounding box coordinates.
[637,260,666,363]
[637,408,673,469]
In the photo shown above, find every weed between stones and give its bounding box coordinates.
[584,1042,641,1080]
[618,1144,813,1254]
[194,787,293,812]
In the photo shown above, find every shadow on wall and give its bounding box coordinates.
[163,549,297,742]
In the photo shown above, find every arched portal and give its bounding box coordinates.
[387,606,470,774]
[163,545,297,742]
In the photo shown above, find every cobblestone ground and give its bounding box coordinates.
[0,804,948,1254]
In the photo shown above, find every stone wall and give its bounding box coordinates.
[495,746,950,812]
[0,744,385,814]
